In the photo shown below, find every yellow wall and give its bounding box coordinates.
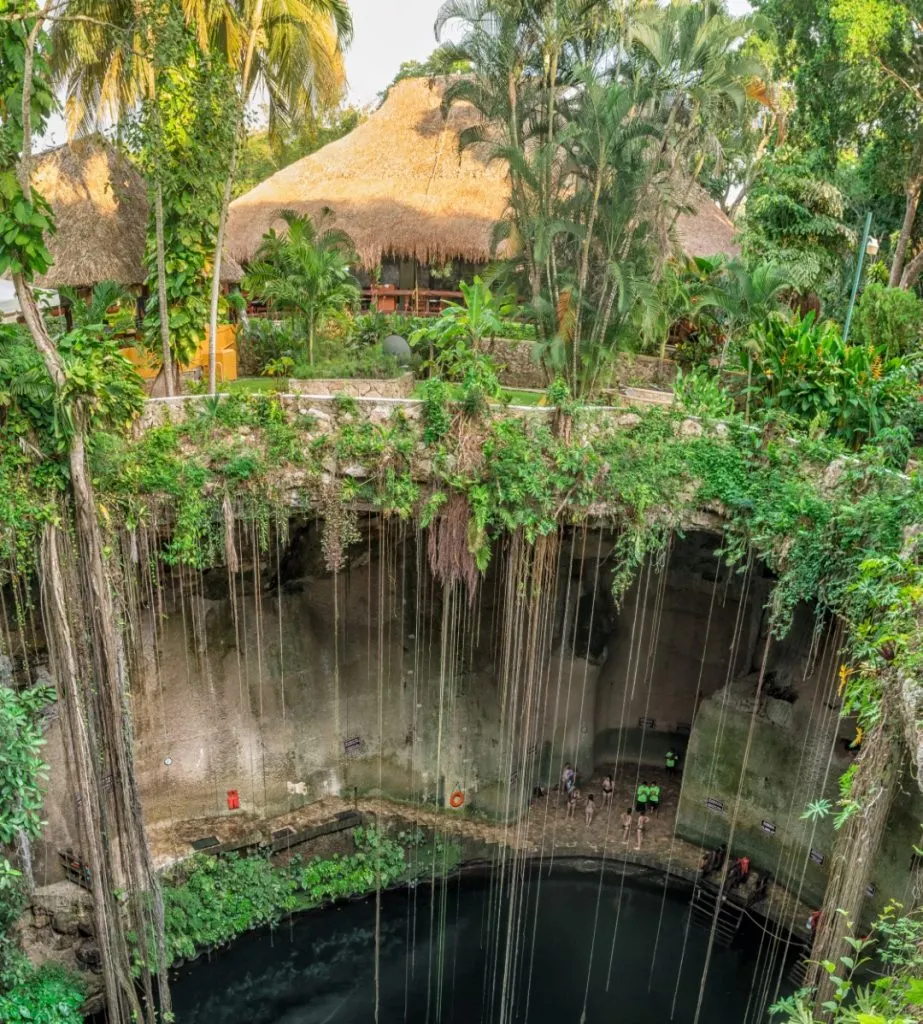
[121,323,238,382]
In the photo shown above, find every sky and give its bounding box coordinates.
[345,0,447,106]
[344,0,753,106]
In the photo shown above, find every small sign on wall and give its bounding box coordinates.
[344,736,362,756]
[761,820,777,835]
[638,716,656,729]
[810,847,824,866]
[705,797,726,814]
[227,789,240,810]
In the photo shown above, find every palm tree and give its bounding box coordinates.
[49,0,352,391]
[199,0,352,394]
[242,210,359,365]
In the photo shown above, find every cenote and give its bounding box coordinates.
[167,868,792,1024]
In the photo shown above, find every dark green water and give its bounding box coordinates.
[169,867,789,1023]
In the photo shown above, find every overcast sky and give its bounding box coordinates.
[346,0,753,105]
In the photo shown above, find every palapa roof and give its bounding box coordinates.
[676,184,740,260]
[30,137,242,289]
[228,77,738,269]
[228,77,508,269]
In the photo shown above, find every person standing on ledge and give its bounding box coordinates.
[635,781,649,814]
[585,793,596,827]
[601,774,614,808]
[665,748,679,777]
[621,808,633,843]
[635,810,648,851]
[648,781,661,814]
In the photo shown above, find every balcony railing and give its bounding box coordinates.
[360,287,463,316]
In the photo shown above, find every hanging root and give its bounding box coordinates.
[427,492,480,602]
[223,495,239,575]
[319,483,361,573]
[40,520,170,1024]
[806,716,898,1015]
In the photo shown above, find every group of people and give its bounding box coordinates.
[561,763,610,827]
[559,762,675,851]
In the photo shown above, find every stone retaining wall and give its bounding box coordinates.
[286,375,415,399]
[488,337,678,391]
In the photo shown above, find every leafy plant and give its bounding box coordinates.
[243,211,360,365]
[411,278,514,364]
[675,366,735,419]
[743,312,920,447]
[770,903,923,1024]
[853,283,923,359]
[0,964,85,1024]
[56,281,137,337]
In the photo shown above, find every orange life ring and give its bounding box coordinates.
[449,790,465,809]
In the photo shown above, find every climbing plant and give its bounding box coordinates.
[135,9,236,368]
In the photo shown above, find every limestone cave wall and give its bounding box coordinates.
[29,518,922,911]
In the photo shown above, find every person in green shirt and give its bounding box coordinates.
[665,749,679,776]
[648,782,661,813]
[635,782,649,813]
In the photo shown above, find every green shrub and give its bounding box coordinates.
[291,348,403,380]
[238,319,299,376]
[293,826,407,902]
[743,313,920,448]
[853,283,923,359]
[0,965,85,1024]
[162,854,298,962]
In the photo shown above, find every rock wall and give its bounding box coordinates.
[675,606,923,916]
[32,519,922,918]
[593,533,772,767]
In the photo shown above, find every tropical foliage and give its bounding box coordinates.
[435,0,765,394]
[243,210,359,364]
[742,312,921,447]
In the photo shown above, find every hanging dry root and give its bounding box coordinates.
[427,492,480,601]
[223,495,239,575]
[319,483,361,573]
[41,524,170,1024]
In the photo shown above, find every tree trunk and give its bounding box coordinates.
[889,178,921,287]
[208,153,237,394]
[805,720,897,1019]
[154,182,175,396]
[14,23,171,1022]
[309,317,315,366]
[899,246,923,289]
[207,0,265,393]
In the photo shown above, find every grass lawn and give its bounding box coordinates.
[221,377,286,395]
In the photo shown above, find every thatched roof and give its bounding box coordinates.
[228,77,739,269]
[676,184,740,260]
[29,137,242,289]
[227,78,509,268]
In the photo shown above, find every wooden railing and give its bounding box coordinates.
[360,287,463,315]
